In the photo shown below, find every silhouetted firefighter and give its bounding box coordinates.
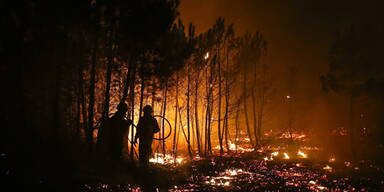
[134,105,160,168]
[97,102,132,161]
[109,102,133,160]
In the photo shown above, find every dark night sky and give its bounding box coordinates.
[179,0,384,133]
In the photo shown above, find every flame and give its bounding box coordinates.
[149,153,184,165]
[271,151,279,156]
[344,161,351,167]
[329,157,336,163]
[283,152,290,159]
[215,141,254,153]
[204,52,209,60]
[323,165,333,172]
[229,143,236,150]
[297,150,307,158]
[279,132,307,141]
[226,169,241,176]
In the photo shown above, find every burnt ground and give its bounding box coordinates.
[2,135,384,192]
[3,152,382,192]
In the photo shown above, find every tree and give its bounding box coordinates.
[321,24,384,160]
[235,32,267,148]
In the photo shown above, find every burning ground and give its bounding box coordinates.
[69,152,384,192]
[62,133,384,192]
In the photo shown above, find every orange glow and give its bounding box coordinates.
[283,152,290,159]
[297,150,307,158]
[149,153,184,165]
[204,52,209,60]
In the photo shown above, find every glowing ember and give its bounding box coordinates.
[300,146,320,151]
[344,161,351,167]
[226,169,238,176]
[204,52,209,60]
[229,143,236,150]
[283,152,290,159]
[279,132,307,141]
[323,165,333,172]
[215,141,254,153]
[297,150,307,158]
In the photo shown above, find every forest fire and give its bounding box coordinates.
[4,0,384,191]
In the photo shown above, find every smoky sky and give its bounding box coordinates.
[179,0,384,133]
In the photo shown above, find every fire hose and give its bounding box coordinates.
[127,115,172,144]
[129,115,171,159]
[152,115,172,140]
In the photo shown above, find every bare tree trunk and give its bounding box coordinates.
[223,51,230,152]
[257,67,267,142]
[173,73,179,157]
[204,65,209,156]
[235,101,240,152]
[194,70,201,156]
[251,87,258,146]
[129,66,136,161]
[87,40,97,152]
[218,53,223,155]
[101,29,114,121]
[243,71,255,148]
[162,82,168,155]
[78,57,87,135]
[122,56,133,102]
[187,62,192,158]
[139,65,145,119]
[207,62,214,155]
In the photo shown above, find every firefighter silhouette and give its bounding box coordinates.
[134,105,160,167]
[108,102,132,160]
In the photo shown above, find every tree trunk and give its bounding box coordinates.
[194,70,201,156]
[139,65,145,118]
[87,40,97,152]
[129,65,136,161]
[187,62,193,158]
[243,71,255,148]
[78,58,87,135]
[224,51,230,152]
[101,29,114,121]
[235,101,240,152]
[218,53,223,155]
[122,56,133,102]
[173,73,179,157]
[251,87,258,146]
[162,82,168,155]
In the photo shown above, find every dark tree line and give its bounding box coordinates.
[1,1,273,183]
[321,23,384,160]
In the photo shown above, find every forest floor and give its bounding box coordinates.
[67,150,384,192]
[3,135,384,191]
